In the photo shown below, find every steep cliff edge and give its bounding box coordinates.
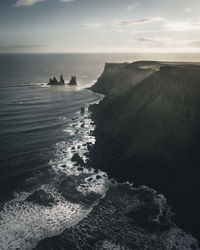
[89,61,200,241]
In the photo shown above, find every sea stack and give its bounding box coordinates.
[60,75,65,85]
[48,75,65,85]
[69,76,77,86]
[81,106,85,114]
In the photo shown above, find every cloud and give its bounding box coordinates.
[130,38,155,43]
[129,37,172,47]
[187,40,200,47]
[103,29,125,33]
[114,17,200,33]
[114,17,165,26]
[81,23,102,29]
[184,8,193,12]
[60,0,75,2]
[14,0,46,7]
[0,44,45,49]
[109,29,124,33]
[129,37,200,49]
[14,0,75,6]
[164,21,200,31]
[130,29,164,34]
[126,2,141,11]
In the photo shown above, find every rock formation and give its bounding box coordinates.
[48,75,65,85]
[81,106,85,114]
[60,75,65,84]
[69,76,77,86]
[48,75,77,86]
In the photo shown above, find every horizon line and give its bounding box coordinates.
[1,51,200,55]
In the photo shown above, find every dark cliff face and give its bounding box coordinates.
[90,62,159,97]
[89,61,200,241]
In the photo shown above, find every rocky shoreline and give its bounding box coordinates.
[35,183,198,250]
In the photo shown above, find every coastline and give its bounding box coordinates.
[35,60,200,249]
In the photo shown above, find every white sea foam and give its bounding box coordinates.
[102,241,124,250]
[52,103,101,174]
[0,187,91,250]
[51,98,110,197]
[29,82,50,88]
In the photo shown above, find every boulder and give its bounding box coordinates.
[81,106,85,114]
[26,189,55,206]
[71,153,85,167]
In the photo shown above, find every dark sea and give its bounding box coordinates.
[1,53,200,250]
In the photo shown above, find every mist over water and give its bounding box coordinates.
[1,53,200,249]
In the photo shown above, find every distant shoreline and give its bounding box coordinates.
[1,52,200,57]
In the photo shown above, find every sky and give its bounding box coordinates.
[1,0,200,53]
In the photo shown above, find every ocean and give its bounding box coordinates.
[1,53,200,250]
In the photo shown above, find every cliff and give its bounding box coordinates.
[89,61,200,241]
